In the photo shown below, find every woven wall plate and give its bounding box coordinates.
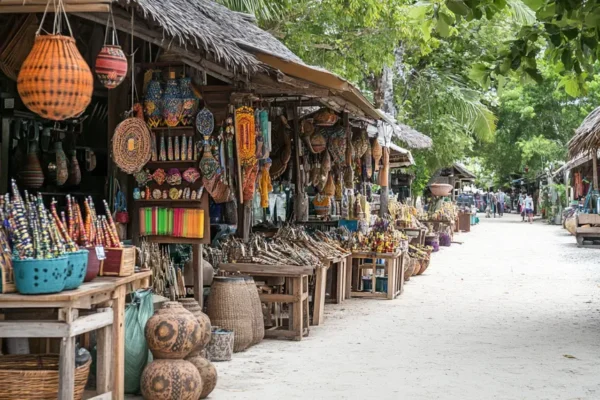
[112,118,152,174]
[196,108,214,136]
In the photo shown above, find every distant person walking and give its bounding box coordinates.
[491,191,498,218]
[518,193,526,222]
[497,189,505,217]
[525,194,534,223]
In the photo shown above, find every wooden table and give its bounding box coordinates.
[348,251,404,300]
[218,263,314,341]
[312,253,350,326]
[0,271,152,400]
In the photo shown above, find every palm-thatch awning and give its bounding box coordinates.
[389,143,415,167]
[395,123,433,149]
[568,106,600,157]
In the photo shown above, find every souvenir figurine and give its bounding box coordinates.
[162,190,168,199]
[167,136,174,161]
[133,188,141,200]
[174,136,180,161]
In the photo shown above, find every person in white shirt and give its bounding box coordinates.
[525,194,534,223]
[496,190,505,217]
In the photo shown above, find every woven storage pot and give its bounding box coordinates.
[206,327,234,361]
[17,35,93,121]
[179,298,212,355]
[243,276,265,345]
[141,359,201,400]
[95,45,127,89]
[206,276,253,352]
[0,354,90,400]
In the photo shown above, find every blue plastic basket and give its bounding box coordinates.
[65,249,89,290]
[13,256,68,294]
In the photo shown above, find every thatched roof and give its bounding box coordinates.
[395,123,433,149]
[568,106,600,157]
[123,0,302,73]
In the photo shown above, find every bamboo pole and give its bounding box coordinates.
[593,147,599,190]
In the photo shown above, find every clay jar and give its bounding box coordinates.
[141,359,202,400]
[145,301,202,359]
[185,355,218,399]
[179,298,212,355]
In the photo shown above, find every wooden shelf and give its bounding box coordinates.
[135,199,203,208]
[143,235,205,244]
[145,160,198,169]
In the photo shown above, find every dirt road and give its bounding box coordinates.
[213,214,600,400]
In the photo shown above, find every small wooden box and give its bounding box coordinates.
[100,245,136,277]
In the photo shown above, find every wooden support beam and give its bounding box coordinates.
[593,147,598,190]
[70,309,114,336]
[0,321,70,337]
[0,4,109,12]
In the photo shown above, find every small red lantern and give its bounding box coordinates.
[95,45,127,89]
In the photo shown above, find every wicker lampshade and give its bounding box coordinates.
[18,35,93,120]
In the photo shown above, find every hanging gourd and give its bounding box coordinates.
[17,0,93,120]
[372,138,383,172]
[95,9,127,89]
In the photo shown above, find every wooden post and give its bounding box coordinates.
[57,308,77,400]
[292,105,302,221]
[593,148,599,190]
[380,147,390,216]
[112,285,126,400]
[1,117,9,193]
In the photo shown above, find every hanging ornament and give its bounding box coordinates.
[144,71,163,128]
[235,106,259,203]
[178,76,199,126]
[54,141,68,186]
[68,151,81,185]
[259,158,273,208]
[95,9,127,89]
[372,138,383,172]
[17,0,93,120]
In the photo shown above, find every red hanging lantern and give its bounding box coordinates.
[95,9,127,89]
[95,45,127,89]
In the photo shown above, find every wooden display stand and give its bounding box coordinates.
[218,263,314,341]
[575,213,600,247]
[458,212,471,232]
[348,251,404,300]
[312,253,349,326]
[133,189,211,306]
[0,271,151,400]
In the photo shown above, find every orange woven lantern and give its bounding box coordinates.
[18,34,93,120]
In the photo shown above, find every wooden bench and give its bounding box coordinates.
[0,271,152,400]
[575,214,600,247]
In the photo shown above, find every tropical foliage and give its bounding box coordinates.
[217,0,596,189]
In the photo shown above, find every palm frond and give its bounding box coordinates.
[215,0,282,21]
[506,0,536,25]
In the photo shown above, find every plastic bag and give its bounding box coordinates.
[124,289,154,394]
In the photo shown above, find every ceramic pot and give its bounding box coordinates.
[54,141,68,186]
[178,76,198,126]
[95,44,127,89]
[18,35,93,120]
[68,151,81,185]
[141,359,202,400]
[21,141,44,189]
[162,71,183,127]
[84,246,100,282]
[145,301,202,359]
[179,298,212,355]
[185,356,218,399]
[144,71,163,128]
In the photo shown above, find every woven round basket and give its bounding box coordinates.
[17,35,93,120]
[243,276,265,345]
[112,118,152,174]
[206,276,253,352]
[0,354,90,400]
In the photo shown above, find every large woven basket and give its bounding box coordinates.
[206,276,253,352]
[244,276,265,345]
[0,354,90,400]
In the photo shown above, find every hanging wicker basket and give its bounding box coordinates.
[18,35,93,120]
[112,118,152,174]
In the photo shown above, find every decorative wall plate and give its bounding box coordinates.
[112,118,152,174]
[196,108,214,136]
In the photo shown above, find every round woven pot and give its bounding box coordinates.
[18,35,93,120]
[95,45,127,89]
[141,359,202,400]
[54,141,68,186]
[185,356,218,399]
[145,302,202,359]
[206,327,234,362]
[430,183,453,197]
[178,298,212,355]
[21,145,44,189]
[112,117,152,174]
[206,276,253,352]
[243,276,264,345]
